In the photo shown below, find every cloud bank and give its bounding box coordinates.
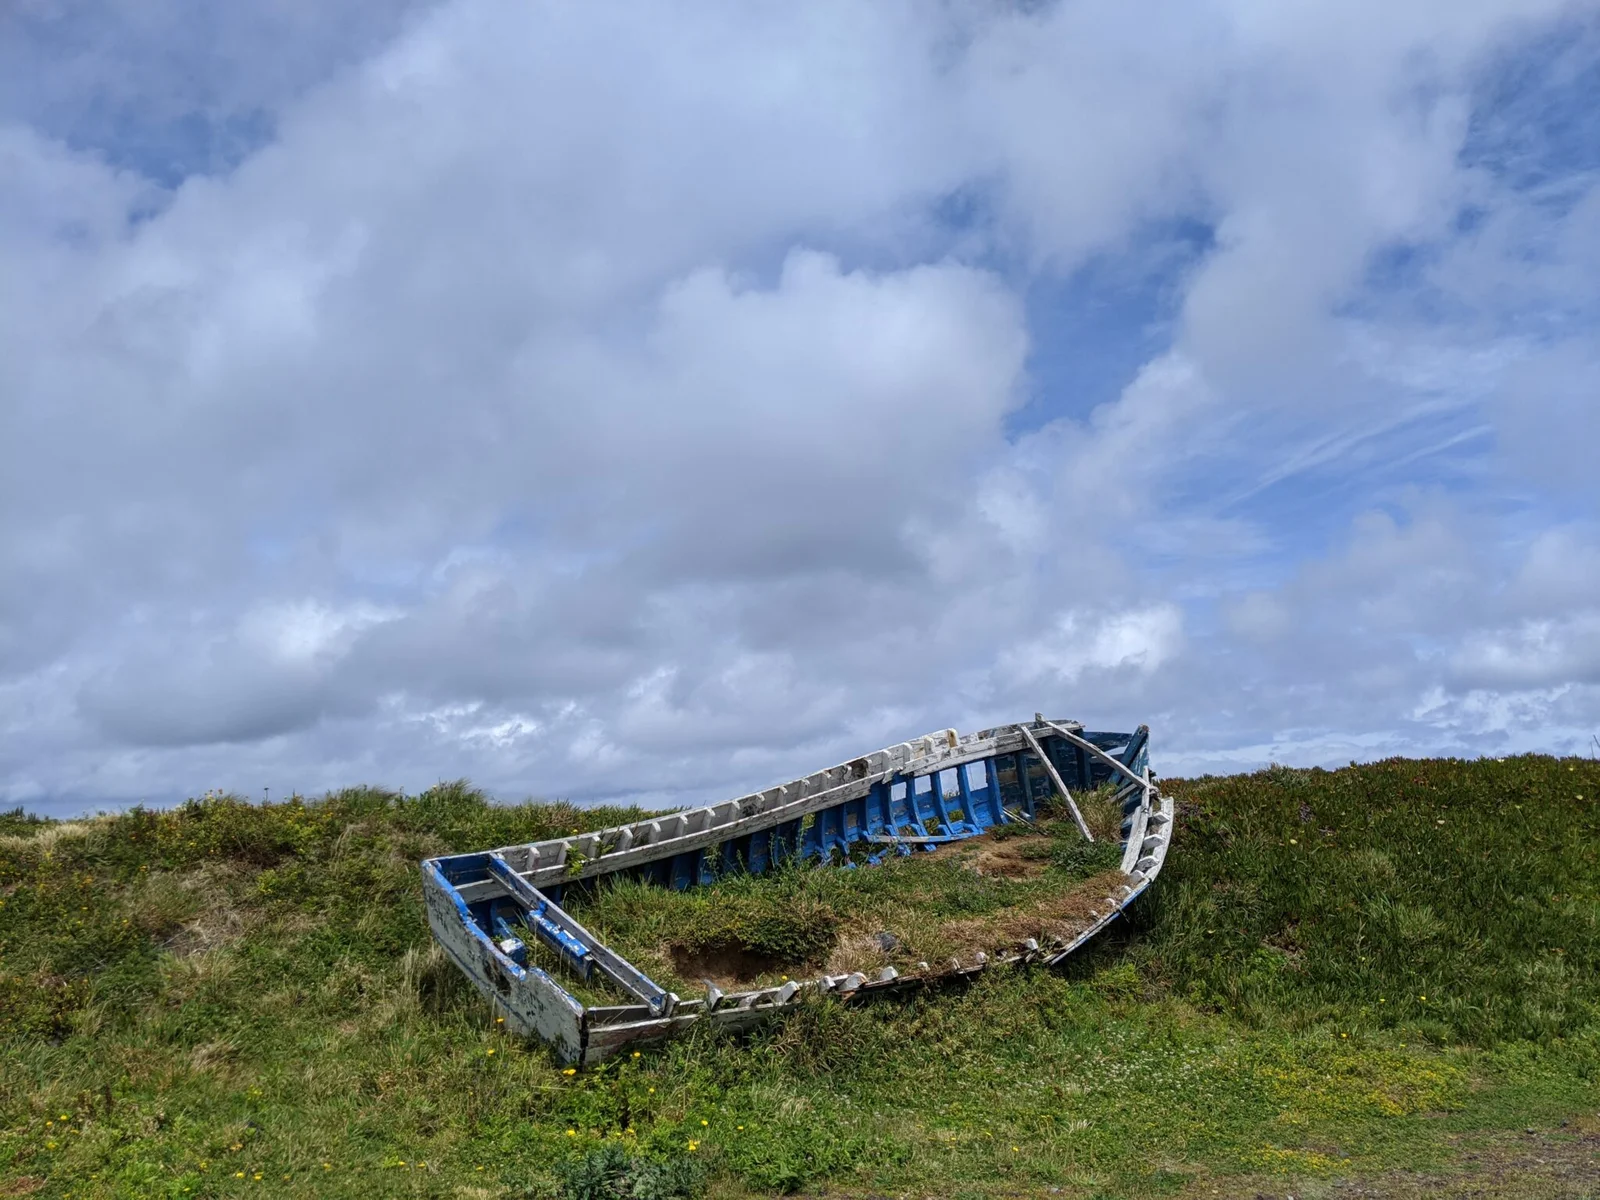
[3,0,1598,813]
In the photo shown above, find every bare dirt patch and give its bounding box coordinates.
[1178,1116,1600,1199]
[918,833,1056,879]
[669,943,804,987]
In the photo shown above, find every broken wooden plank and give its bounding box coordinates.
[1019,724,1093,841]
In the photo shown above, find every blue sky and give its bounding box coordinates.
[2,1,1597,816]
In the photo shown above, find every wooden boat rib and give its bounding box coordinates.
[422,716,1173,1064]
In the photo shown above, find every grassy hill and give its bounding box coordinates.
[1,755,1597,1198]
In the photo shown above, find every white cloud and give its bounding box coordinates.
[1453,616,1600,688]
[240,600,398,664]
[1000,605,1185,688]
[3,0,1599,811]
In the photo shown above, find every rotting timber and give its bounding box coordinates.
[421,717,1172,1064]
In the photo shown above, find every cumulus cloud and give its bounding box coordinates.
[2,0,1599,814]
[999,605,1185,688]
[1453,617,1600,689]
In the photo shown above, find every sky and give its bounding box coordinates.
[3,0,1598,817]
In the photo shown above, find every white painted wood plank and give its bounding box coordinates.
[1019,724,1093,841]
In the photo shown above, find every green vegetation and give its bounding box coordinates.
[1,756,1597,1198]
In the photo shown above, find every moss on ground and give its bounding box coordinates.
[0,756,1596,1198]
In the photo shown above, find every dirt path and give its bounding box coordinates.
[1177,1116,1600,1200]
[796,1117,1600,1199]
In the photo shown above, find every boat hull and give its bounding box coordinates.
[422,717,1172,1063]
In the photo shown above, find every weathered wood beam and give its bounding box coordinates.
[1043,720,1150,793]
[1019,725,1093,841]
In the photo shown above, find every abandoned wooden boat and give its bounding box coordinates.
[421,717,1172,1064]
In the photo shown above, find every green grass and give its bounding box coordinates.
[1,756,1597,1198]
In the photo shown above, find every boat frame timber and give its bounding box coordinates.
[422,716,1173,1064]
